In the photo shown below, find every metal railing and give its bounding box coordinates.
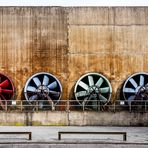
[0,99,148,112]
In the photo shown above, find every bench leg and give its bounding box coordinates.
[123,133,126,141]
[58,133,61,140]
[29,133,32,140]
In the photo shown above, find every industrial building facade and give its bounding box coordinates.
[0,7,148,125]
[1,7,148,100]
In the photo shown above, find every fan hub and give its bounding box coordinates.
[87,85,99,95]
[36,85,49,96]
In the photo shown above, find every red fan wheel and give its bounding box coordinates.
[0,73,15,109]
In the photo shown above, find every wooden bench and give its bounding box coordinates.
[58,131,127,141]
[0,132,32,140]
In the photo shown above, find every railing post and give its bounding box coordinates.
[98,100,100,111]
[145,101,147,112]
[21,100,23,111]
[36,101,38,111]
[66,100,70,111]
[51,101,55,111]
[5,100,7,111]
[113,102,116,113]
[82,101,85,111]
[129,102,132,113]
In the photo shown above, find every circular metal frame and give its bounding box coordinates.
[74,72,112,108]
[24,72,62,107]
[123,72,148,104]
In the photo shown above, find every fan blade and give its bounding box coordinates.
[139,75,144,86]
[33,77,41,87]
[78,81,89,90]
[27,86,37,92]
[129,78,138,88]
[99,87,110,93]
[29,94,38,101]
[128,95,135,104]
[42,75,49,86]
[1,89,13,94]
[48,81,57,89]
[0,80,9,88]
[88,76,94,86]
[99,94,107,102]
[124,88,135,93]
[75,91,88,97]
[49,90,60,96]
[95,77,104,87]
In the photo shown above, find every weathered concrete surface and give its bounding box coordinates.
[0,7,148,102]
[0,7,68,100]
[0,111,148,126]
[67,7,148,101]
[69,111,148,126]
[68,7,114,25]
[0,111,68,126]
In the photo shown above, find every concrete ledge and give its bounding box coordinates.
[0,111,148,126]
[69,111,148,126]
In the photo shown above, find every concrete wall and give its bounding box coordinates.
[0,7,148,101]
[0,111,148,126]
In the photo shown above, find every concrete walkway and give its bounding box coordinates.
[0,126,147,144]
